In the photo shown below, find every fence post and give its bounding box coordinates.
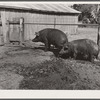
[97,12,100,47]
[54,18,56,29]
[97,25,99,45]
[19,17,24,45]
[1,11,10,44]
[6,20,10,44]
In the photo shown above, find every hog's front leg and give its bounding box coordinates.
[44,39,49,52]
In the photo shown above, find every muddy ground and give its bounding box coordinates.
[0,40,100,90]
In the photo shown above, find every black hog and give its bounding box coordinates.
[32,28,68,53]
[59,39,99,62]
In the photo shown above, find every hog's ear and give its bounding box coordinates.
[35,32,40,36]
[64,45,68,50]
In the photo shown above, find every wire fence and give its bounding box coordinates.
[0,19,100,45]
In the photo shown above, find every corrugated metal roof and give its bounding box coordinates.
[0,3,81,14]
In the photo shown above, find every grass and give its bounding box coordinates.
[68,27,98,42]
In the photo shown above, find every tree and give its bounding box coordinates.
[91,4,100,23]
[72,4,98,24]
[73,4,100,46]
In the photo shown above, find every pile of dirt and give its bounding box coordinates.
[17,58,100,90]
[0,45,100,89]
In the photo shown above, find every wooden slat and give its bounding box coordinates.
[1,11,7,43]
[19,18,24,43]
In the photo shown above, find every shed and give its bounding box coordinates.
[0,3,81,43]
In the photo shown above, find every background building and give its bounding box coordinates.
[0,3,80,43]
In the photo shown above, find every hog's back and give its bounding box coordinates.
[39,28,68,47]
[71,39,99,57]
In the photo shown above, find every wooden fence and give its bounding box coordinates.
[0,18,24,45]
[0,18,100,47]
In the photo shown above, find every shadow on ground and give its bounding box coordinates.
[33,46,60,57]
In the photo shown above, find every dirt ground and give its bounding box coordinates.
[0,27,100,89]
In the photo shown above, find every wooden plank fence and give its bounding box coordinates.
[0,18,100,47]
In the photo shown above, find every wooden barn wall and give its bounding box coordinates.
[55,15,78,35]
[2,10,78,41]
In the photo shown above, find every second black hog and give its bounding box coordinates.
[32,28,68,54]
[59,39,99,62]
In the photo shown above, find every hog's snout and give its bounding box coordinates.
[59,47,68,55]
[32,38,38,42]
[32,39,35,42]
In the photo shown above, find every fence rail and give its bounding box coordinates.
[24,23,99,26]
[10,22,99,26]
[5,20,99,27]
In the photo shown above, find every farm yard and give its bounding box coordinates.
[0,27,100,89]
[0,3,100,90]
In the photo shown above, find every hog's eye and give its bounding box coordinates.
[64,47,68,50]
[36,36,39,38]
